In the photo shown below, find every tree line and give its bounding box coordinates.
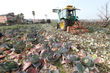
[6,11,51,25]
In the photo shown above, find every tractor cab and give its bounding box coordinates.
[67,9,76,21]
[64,5,79,22]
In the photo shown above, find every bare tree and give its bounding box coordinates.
[97,2,110,27]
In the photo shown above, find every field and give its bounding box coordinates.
[0,22,110,73]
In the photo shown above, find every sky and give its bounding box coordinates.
[0,0,110,19]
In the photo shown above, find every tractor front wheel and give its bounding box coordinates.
[60,19,68,31]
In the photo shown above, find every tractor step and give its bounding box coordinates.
[67,26,90,34]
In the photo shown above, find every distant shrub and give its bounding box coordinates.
[35,22,39,24]
[40,19,45,24]
[46,19,51,23]
[0,23,6,26]
[6,20,15,25]
[6,20,14,23]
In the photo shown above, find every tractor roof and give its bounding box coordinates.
[62,5,80,10]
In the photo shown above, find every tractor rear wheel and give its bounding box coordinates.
[60,19,68,31]
[56,23,59,29]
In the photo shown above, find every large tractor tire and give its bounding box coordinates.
[60,19,68,31]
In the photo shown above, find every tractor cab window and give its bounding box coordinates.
[68,10,73,16]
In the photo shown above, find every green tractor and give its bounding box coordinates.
[53,5,89,34]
